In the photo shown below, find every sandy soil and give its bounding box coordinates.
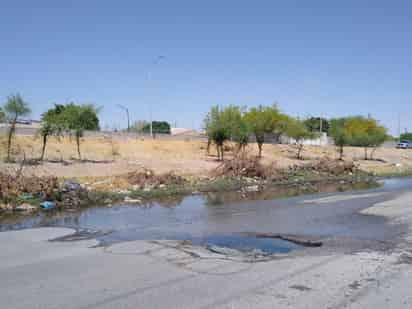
[1,135,411,178]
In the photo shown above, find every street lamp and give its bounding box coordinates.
[117,104,130,132]
[147,55,165,138]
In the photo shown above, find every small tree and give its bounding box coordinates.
[345,116,387,160]
[62,104,100,160]
[204,106,230,160]
[3,94,31,162]
[285,118,316,159]
[244,105,285,157]
[329,118,349,160]
[39,104,66,161]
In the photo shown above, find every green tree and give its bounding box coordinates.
[0,107,5,123]
[329,118,350,160]
[3,94,31,162]
[400,132,412,141]
[142,121,171,135]
[303,117,330,134]
[38,104,66,161]
[244,105,286,157]
[62,103,100,160]
[285,118,316,159]
[204,105,230,160]
[345,116,387,160]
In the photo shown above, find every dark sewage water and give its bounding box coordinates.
[1,178,410,255]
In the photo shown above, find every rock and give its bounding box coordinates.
[245,185,259,192]
[62,180,82,192]
[15,203,36,211]
[104,198,113,204]
[159,184,166,189]
[124,196,142,203]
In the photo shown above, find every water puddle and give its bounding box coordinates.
[2,179,406,256]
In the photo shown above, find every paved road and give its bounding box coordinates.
[1,191,412,308]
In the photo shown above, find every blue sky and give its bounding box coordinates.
[1,1,411,134]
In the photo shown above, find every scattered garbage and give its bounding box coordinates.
[40,201,56,210]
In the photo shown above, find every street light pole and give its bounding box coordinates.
[147,56,165,138]
[117,104,130,132]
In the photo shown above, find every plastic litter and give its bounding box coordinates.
[39,201,55,210]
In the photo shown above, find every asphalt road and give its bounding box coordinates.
[1,190,412,308]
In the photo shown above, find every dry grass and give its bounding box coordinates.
[1,135,412,178]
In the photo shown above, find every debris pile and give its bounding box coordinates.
[0,172,59,203]
[214,154,282,180]
[123,168,186,190]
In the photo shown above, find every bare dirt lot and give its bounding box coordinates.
[1,135,411,179]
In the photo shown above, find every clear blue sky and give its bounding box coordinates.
[1,0,411,134]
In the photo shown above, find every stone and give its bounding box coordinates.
[15,203,36,212]
[245,185,259,192]
[124,196,142,203]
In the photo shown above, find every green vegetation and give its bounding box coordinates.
[0,107,5,123]
[285,118,317,159]
[243,105,289,157]
[39,104,66,161]
[329,116,387,160]
[3,94,31,162]
[400,132,412,141]
[142,121,171,134]
[39,103,100,160]
[61,104,100,159]
[304,117,329,134]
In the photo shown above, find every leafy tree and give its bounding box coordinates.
[219,105,251,151]
[400,132,412,141]
[3,94,31,161]
[61,103,100,159]
[38,104,66,161]
[304,117,329,134]
[329,118,350,160]
[244,105,286,157]
[285,118,316,159]
[0,107,5,123]
[204,106,230,160]
[142,121,171,135]
[344,116,387,160]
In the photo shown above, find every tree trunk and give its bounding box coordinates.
[258,143,263,158]
[370,147,377,160]
[40,133,48,161]
[297,144,304,160]
[220,144,224,161]
[338,145,344,160]
[76,134,81,160]
[364,147,368,160]
[207,138,211,155]
[6,119,17,162]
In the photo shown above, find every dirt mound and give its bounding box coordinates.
[213,154,285,181]
[123,168,186,189]
[214,155,358,181]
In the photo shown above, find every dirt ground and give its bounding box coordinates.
[1,135,411,178]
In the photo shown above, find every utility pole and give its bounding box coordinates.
[398,113,401,140]
[147,55,165,138]
[117,104,130,132]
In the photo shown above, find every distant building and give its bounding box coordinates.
[170,127,199,136]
